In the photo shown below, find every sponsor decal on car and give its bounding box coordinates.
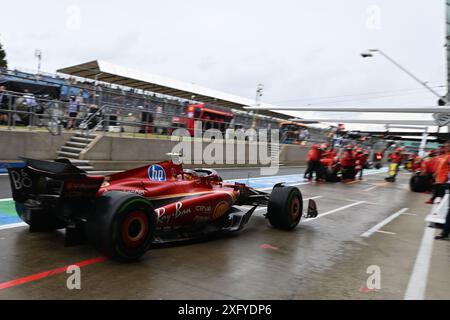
[195,205,212,214]
[116,189,145,196]
[155,202,192,224]
[213,201,229,219]
[9,168,32,190]
[148,164,166,181]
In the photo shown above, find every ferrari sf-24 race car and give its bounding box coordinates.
[8,158,318,261]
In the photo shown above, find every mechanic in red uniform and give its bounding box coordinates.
[304,144,323,182]
[427,147,450,204]
[434,141,450,240]
[421,150,437,175]
[355,149,368,180]
[340,145,356,181]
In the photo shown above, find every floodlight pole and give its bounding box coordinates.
[362,49,447,104]
[35,49,42,74]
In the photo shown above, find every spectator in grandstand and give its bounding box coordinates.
[299,128,309,142]
[23,89,37,108]
[139,103,154,134]
[67,95,80,129]
[0,85,10,125]
[154,105,166,135]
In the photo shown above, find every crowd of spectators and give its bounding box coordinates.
[0,68,329,143]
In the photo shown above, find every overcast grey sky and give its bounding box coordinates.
[0,0,447,130]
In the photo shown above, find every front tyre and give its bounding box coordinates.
[267,186,303,230]
[86,192,156,262]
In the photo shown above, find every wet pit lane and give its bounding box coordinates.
[0,167,449,299]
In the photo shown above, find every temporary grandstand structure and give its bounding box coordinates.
[57,60,289,120]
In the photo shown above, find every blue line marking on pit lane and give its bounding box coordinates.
[0,215,22,225]
[224,167,388,189]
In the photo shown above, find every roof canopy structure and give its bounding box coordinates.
[245,106,450,113]
[291,119,437,126]
[57,60,289,120]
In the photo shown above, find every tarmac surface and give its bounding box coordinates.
[0,166,448,299]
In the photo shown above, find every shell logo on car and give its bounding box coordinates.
[213,201,229,219]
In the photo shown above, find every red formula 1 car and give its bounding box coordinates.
[8,158,318,261]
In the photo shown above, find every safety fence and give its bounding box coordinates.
[0,91,328,145]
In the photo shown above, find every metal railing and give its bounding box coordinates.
[0,90,331,145]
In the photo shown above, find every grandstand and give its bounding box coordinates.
[0,63,329,145]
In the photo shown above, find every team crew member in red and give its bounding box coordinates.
[385,147,404,182]
[304,144,323,182]
[355,149,368,180]
[421,150,437,175]
[420,150,438,203]
[426,147,448,204]
[340,145,356,181]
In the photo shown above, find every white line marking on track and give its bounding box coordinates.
[376,230,396,235]
[404,227,436,300]
[304,201,366,222]
[364,186,377,192]
[361,208,409,238]
[253,196,323,213]
[344,198,377,205]
[0,222,27,230]
[0,198,12,202]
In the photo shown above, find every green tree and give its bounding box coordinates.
[0,40,7,69]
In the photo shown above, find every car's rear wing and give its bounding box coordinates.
[8,158,103,204]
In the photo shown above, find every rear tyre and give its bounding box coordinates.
[410,174,431,193]
[86,192,156,262]
[267,186,303,230]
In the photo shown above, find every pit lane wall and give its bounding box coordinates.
[79,135,309,170]
[0,131,75,160]
[0,131,308,170]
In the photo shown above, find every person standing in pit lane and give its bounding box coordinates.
[340,144,356,181]
[355,149,368,180]
[385,147,404,182]
[427,145,450,204]
[304,144,323,182]
[422,150,438,204]
[434,141,450,240]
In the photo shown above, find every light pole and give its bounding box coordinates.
[34,49,42,74]
[255,83,264,106]
[361,49,447,105]
[252,83,264,129]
